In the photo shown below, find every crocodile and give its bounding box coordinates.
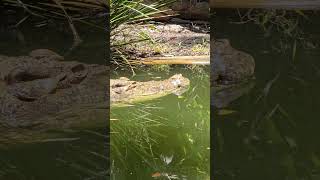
[211,39,255,108]
[111,74,190,106]
[0,49,108,130]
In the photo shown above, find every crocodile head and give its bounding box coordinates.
[211,39,256,108]
[212,39,255,85]
[168,74,190,96]
[0,50,108,130]
[111,74,190,106]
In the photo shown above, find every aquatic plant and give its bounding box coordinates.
[0,129,109,179]
[110,103,166,174]
[213,73,320,179]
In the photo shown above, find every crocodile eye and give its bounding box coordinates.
[7,71,48,85]
[71,64,86,73]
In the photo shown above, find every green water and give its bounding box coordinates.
[0,18,108,179]
[213,10,320,180]
[110,67,210,180]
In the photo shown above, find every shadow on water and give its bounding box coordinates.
[0,12,108,179]
[213,9,320,180]
[110,67,210,180]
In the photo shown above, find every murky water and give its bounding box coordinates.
[110,67,210,180]
[0,20,108,180]
[213,10,320,180]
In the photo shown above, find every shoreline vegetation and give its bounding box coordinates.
[212,9,319,57]
[2,0,108,49]
[110,0,210,70]
[2,0,211,69]
[2,1,318,69]
[1,1,319,77]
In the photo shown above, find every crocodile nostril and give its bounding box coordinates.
[16,96,37,102]
[216,74,224,82]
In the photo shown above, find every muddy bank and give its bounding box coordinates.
[112,22,210,60]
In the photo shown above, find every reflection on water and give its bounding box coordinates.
[110,67,210,179]
[0,130,108,179]
[213,10,320,180]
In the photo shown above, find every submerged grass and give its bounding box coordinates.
[213,59,320,179]
[110,103,166,171]
[110,70,210,179]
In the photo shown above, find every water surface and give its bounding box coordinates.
[111,67,210,180]
[213,10,320,180]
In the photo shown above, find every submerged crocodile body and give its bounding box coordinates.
[111,74,190,105]
[211,39,255,108]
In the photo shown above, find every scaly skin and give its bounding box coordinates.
[212,39,255,85]
[0,50,108,129]
[111,74,190,105]
[211,39,256,108]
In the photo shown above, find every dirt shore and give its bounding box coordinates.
[112,20,210,60]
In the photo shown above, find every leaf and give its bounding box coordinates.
[284,136,297,149]
[151,172,161,178]
[294,10,310,21]
[217,128,224,152]
[311,153,320,168]
[217,109,237,115]
[160,154,173,165]
[292,39,297,62]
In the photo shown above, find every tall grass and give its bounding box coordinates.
[110,0,174,30]
[2,0,176,65]
[110,0,175,66]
